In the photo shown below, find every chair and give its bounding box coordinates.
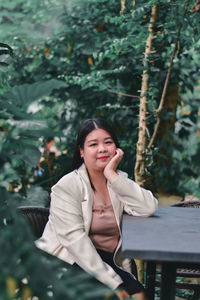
[149,201,200,300]
[18,206,50,238]
[146,200,200,300]
[171,200,200,300]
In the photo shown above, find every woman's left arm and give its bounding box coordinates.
[109,173,158,217]
[104,148,158,217]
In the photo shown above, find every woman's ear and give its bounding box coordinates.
[80,148,84,159]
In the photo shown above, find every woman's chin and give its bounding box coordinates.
[96,162,109,171]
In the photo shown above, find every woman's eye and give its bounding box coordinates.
[106,141,112,144]
[90,143,97,147]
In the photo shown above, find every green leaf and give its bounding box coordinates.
[4,79,67,108]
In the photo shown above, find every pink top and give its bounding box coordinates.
[89,203,120,253]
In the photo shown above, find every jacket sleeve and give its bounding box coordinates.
[109,172,158,217]
[50,174,123,290]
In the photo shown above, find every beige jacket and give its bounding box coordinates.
[36,164,158,290]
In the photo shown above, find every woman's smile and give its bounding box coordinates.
[98,156,109,161]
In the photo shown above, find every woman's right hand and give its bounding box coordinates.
[116,288,130,299]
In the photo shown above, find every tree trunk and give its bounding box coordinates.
[134,4,158,187]
[155,84,179,192]
[157,84,179,149]
[120,0,125,14]
[134,5,158,283]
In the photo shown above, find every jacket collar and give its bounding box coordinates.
[77,163,91,185]
[76,164,93,233]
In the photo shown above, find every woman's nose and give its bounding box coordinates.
[98,143,106,152]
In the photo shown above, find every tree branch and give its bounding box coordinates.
[148,25,181,150]
[147,0,191,150]
[106,89,140,98]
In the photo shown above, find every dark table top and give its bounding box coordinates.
[122,206,200,263]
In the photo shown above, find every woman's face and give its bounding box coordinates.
[80,128,117,172]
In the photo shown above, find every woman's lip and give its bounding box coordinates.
[98,156,108,160]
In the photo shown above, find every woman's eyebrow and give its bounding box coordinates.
[87,139,97,143]
[87,137,112,143]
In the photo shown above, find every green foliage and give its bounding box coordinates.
[2,0,199,196]
[0,78,68,201]
[0,0,64,43]
[171,85,200,198]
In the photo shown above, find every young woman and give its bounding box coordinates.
[36,119,158,299]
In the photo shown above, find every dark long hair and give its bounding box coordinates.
[71,118,120,171]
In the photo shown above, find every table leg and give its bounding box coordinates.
[145,261,156,300]
[160,262,176,300]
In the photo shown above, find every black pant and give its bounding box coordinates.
[96,248,145,295]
